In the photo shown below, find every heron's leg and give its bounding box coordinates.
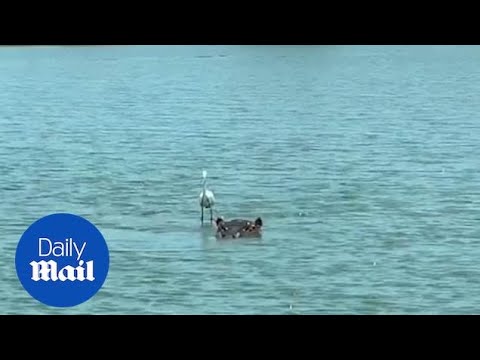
[201,207,204,224]
[210,207,213,222]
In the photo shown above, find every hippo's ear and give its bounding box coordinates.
[255,217,263,227]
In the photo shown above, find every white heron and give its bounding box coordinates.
[199,170,215,224]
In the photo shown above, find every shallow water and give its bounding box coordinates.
[1,45,480,314]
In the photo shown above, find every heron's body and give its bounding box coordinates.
[199,189,215,208]
[199,170,215,224]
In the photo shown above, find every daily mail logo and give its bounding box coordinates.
[15,213,109,308]
[31,238,94,282]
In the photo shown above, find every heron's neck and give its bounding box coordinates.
[202,179,207,193]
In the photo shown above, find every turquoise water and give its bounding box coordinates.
[1,45,480,314]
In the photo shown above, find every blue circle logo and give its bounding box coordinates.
[15,213,110,308]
